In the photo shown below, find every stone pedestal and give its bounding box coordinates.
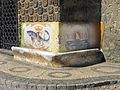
[18,0,102,52]
[16,0,104,67]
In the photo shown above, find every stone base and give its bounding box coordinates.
[12,47,105,68]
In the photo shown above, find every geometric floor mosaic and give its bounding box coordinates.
[0,53,120,81]
[0,53,120,90]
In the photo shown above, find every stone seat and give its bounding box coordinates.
[12,47,105,68]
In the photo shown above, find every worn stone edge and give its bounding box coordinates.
[12,47,106,68]
[0,49,13,56]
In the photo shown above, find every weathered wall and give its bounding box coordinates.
[102,0,120,63]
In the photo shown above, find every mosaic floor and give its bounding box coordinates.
[0,53,120,84]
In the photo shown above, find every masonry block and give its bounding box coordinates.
[18,0,102,52]
[15,0,104,67]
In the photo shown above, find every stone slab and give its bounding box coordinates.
[12,47,105,67]
[48,84,56,90]
[37,84,47,90]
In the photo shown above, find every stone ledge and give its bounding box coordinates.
[0,49,13,56]
[12,47,105,68]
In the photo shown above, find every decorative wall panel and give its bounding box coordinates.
[21,22,100,52]
[19,0,102,52]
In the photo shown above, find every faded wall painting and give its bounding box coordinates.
[18,0,102,53]
[59,23,101,52]
[21,22,59,52]
[21,22,101,52]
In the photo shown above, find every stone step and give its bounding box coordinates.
[12,47,105,68]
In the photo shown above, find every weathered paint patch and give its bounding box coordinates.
[59,23,101,52]
[21,22,102,52]
[21,22,59,52]
[100,22,104,48]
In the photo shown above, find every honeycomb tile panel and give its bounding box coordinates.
[18,0,101,22]
[1,0,19,50]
